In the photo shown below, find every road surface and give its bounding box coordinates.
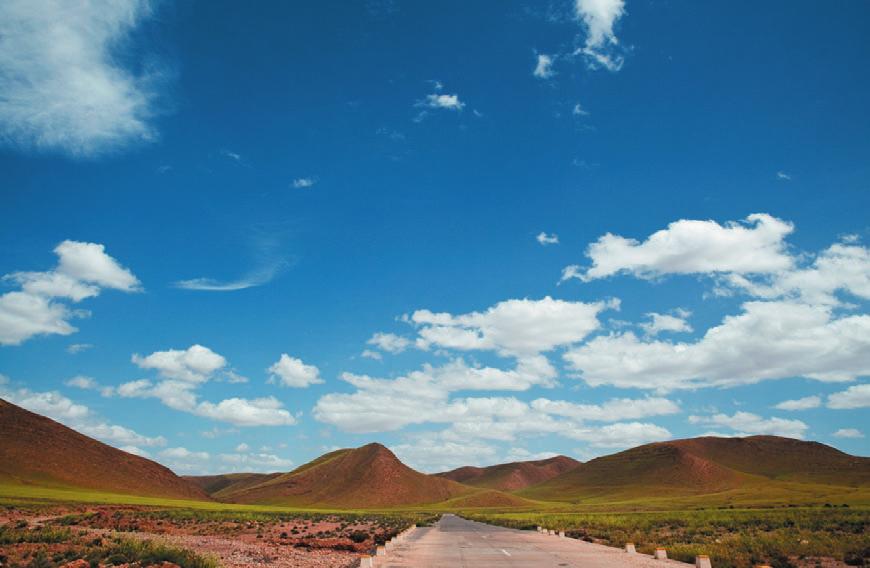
[375,514,691,567]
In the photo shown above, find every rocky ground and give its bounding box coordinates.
[0,504,418,567]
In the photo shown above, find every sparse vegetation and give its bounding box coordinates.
[461,507,870,568]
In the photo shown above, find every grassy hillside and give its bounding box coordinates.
[216,443,473,508]
[0,398,208,501]
[436,455,580,491]
[520,436,870,507]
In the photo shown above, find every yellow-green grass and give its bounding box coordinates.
[461,507,870,568]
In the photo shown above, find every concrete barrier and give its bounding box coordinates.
[537,526,543,533]
[696,555,712,568]
[376,545,386,556]
[624,543,636,554]
[559,531,565,538]
[359,557,373,568]
[549,529,556,536]
[654,548,668,560]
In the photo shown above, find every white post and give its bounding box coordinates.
[558,531,565,538]
[359,557,373,568]
[696,555,712,568]
[654,548,668,560]
[625,543,636,554]
[376,546,386,556]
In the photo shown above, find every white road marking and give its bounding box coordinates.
[501,549,511,556]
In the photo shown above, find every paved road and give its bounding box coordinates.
[375,514,691,567]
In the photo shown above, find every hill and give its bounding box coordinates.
[183,472,278,499]
[521,436,870,505]
[216,443,472,507]
[0,398,209,501]
[436,455,580,491]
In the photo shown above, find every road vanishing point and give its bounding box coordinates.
[375,514,691,567]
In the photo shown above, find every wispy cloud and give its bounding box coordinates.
[173,233,292,292]
[573,0,627,71]
[536,232,560,245]
[0,0,164,157]
[292,177,317,189]
[776,171,792,181]
[533,54,556,79]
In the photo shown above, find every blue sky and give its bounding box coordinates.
[1,0,868,474]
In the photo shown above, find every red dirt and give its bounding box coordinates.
[0,399,208,501]
[436,455,581,491]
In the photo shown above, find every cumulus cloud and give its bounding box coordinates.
[564,301,870,391]
[832,428,863,439]
[639,310,692,336]
[827,384,870,409]
[774,395,821,411]
[132,345,226,383]
[412,296,615,357]
[64,375,99,390]
[688,412,808,439]
[0,0,161,157]
[533,54,555,78]
[725,242,870,306]
[122,345,297,426]
[366,332,411,354]
[267,354,323,388]
[574,0,627,71]
[564,214,794,282]
[0,240,140,345]
[531,396,680,421]
[536,232,559,246]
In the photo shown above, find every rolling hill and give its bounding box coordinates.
[520,436,870,505]
[183,472,278,499]
[436,455,580,491]
[211,443,472,508]
[0,398,209,501]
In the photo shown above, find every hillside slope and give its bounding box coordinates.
[218,443,471,507]
[521,436,870,504]
[436,455,580,491]
[0,398,209,501]
[183,473,279,499]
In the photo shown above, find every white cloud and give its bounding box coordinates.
[412,296,614,357]
[827,384,870,409]
[564,421,671,448]
[639,311,692,336]
[161,447,210,460]
[267,354,323,388]
[0,0,160,157]
[361,349,382,361]
[533,54,555,79]
[1,241,139,345]
[564,301,870,391]
[391,433,499,473]
[292,177,317,189]
[132,345,226,383]
[218,451,293,470]
[833,428,863,439]
[726,242,870,306]
[174,264,284,292]
[235,443,249,452]
[78,421,165,448]
[536,232,559,246]
[572,103,590,116]
[66,343,93,354]
[419,94,464,111]
[564,214,794,282]
[574,0,627,71]
[121,345,297,426]
[531,396,680,421]
[367,332,411,354]
[777,171,792,181]
[774,395,821,411]
[65,375,98,390]
[688,412,808,439]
